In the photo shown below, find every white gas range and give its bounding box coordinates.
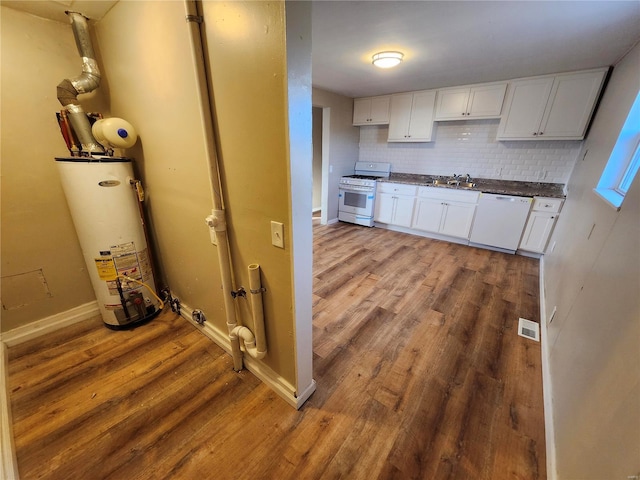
[338,162,391,227]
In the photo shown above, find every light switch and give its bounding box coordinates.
[271,221,284,248]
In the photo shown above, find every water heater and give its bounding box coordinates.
[56,157,161,328]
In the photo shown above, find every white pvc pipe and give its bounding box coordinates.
[248,263,267,356]
[228,264,267,360]
[184,0,243,371]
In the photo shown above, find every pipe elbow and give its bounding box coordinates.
[57,79,78,106]
[230,326,267,359]
[236,326,255,344]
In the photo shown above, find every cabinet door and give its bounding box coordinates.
[539,70,606,139]
[440,202,477,239]
[353,96,391,125]
[374,192,395,224]
[434,88,469,120]
[497,77,554,139]
[406,90,437,141]
[467,84,507,118]
[353,98,371,125]
[388,93,414,141]
[369,96,391,123]
[393,195,416,228]
[519,211,557,252]
[412,197,445,232]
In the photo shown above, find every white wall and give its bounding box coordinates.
[543,42,640,479]
[312,88,360,222]
[359,120,582,183]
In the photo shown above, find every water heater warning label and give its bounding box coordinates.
[95,258,117,281]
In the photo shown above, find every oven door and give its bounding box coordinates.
[338,185,374,215]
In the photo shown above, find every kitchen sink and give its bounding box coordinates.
[431,179,477,189]
[431,179,450,186]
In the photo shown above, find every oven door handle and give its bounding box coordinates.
[339,186,375,193]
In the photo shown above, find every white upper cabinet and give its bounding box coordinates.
[497,68,607,140]
[353,95,391,125]
[434,83,507,121]
[388,90,437,142]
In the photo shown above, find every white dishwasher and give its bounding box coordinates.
[469,193,532,253]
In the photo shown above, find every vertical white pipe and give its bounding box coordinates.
[248,264,267,356]
[183,0,243,370]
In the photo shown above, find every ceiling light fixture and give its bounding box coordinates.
[372,51,404,68]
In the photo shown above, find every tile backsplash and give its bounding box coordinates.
[358,119,582,183]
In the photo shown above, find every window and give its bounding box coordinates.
[594,91,640,210]
[616,138,640,195]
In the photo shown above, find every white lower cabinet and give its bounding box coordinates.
[411,198,444,233]
[519,197,564,253]
[373,183,565,255]
[374,183,417,227]
[411,187,479,239]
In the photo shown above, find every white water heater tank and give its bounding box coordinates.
[56,157,161,328]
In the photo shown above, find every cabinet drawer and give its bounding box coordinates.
[532,197,563,213]
[378,183,417,196]
[417,186,480,204]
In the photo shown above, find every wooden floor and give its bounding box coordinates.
[8,222,545,479]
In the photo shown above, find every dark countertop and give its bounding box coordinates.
[383,173,566,198]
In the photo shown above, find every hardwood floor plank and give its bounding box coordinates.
[9,222,546,480]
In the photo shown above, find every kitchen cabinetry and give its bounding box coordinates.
[497,68,607,140]
[353,96,391,125]
[412,187,480,239]
[519,197,564,253]
[434,83,507,120]
[375,183,417,227]
[388,90,437,142]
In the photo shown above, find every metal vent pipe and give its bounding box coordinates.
[57,11,105,154]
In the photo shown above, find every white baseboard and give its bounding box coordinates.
[1,342,19,480]
[180,303,315,410]
[327,217,339,225]
[538,258,557,480]
[0,301,100,347]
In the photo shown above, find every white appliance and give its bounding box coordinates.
[469,193,533,253]
[338,162,391,227]
[56,157,162,328]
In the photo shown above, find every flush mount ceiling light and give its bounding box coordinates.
[372,51,404,68]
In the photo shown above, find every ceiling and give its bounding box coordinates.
[312,1,640,97]
[0,0,117,23]
[3,0,639,99]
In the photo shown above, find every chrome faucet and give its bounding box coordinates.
[464,173,472,182]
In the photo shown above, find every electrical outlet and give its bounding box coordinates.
[271,221,284,248]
